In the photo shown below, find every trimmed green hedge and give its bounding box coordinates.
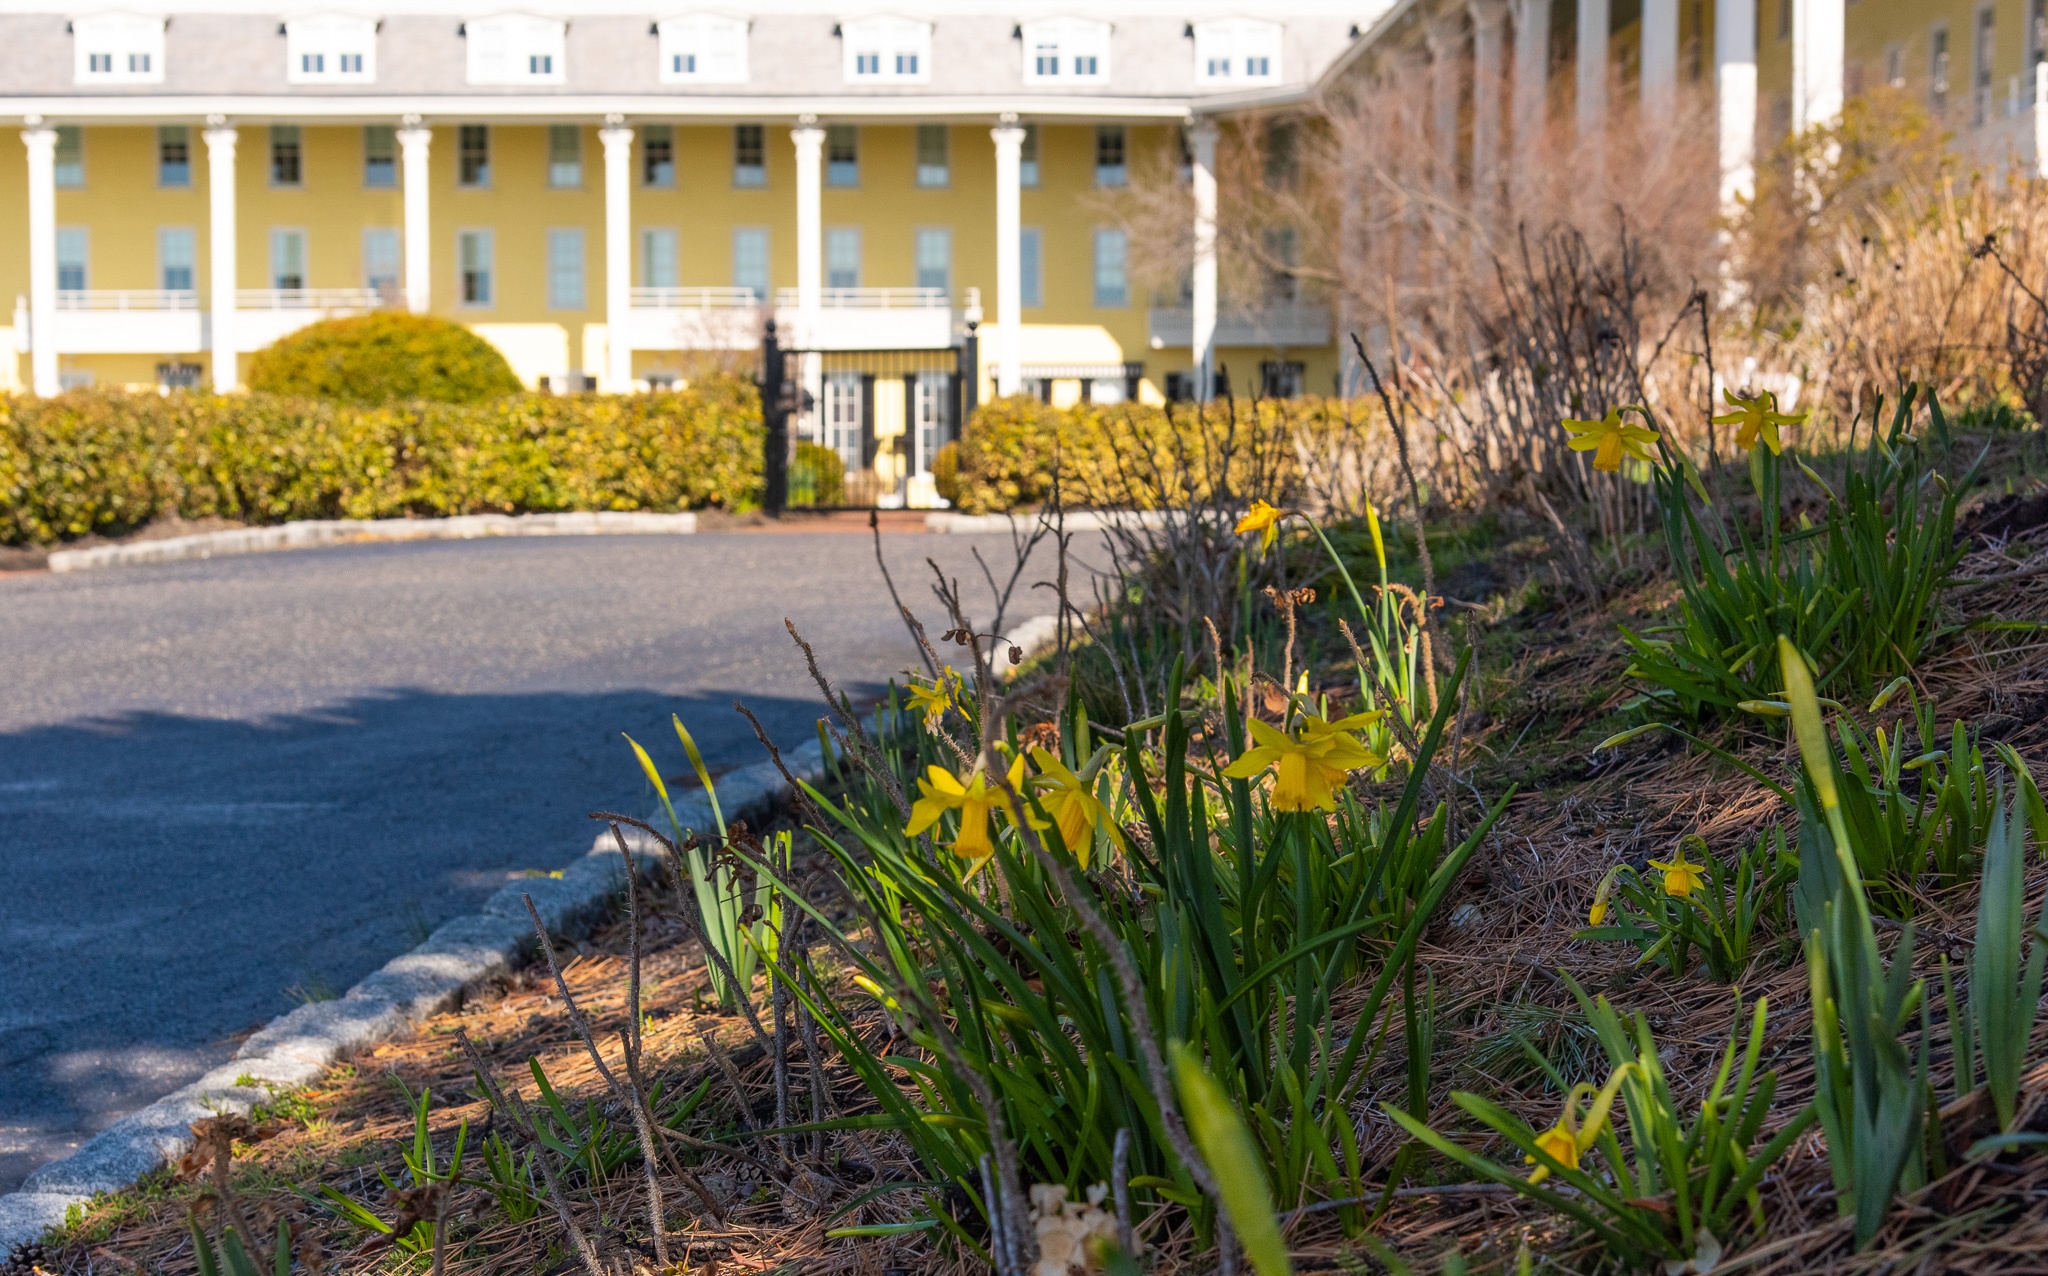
[246,313,525,405]
[0,379,762,545]
[953,393,1379,513]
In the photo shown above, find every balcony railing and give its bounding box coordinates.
[55,289,200,311]
[773,287,949,310]
[1148,303,1332,349]
[630,286,763,310]
[235,288,383,311]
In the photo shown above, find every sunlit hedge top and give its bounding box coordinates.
[246,313,526,406]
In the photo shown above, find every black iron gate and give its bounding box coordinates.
[760,320,978,512]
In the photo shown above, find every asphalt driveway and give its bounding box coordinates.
[0,525,1078,1192]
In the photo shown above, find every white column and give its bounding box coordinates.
[991,117,1025,399]
[1640,0,1679,122]
[599,119,634,393]
[1189,117,1218,402]
[204,120,239,392]
[2035,63,2048,179]
[1336,115,1364,397]
[1790,0,1845,133]
[791,119,824,328]
[1576,0,1610,138]
[1716,0,1758,213]
[21,120,58,397]
[1471,0,1508,209]
[397,118,432,314]
[1428,17,1462,203]
[1511,0,1551,161]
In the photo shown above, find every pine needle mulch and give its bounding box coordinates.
[33,481,2048,1276]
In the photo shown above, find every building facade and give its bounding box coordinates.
[0,1,2035,499]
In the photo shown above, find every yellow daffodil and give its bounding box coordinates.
[1712,388,1808,456]
[905,667,964,729]
[1220,711,1386,813]
[1026,747,1119,868]
[1561,406,1660,472]
[1588,866,1620,926]
[1647,839,1708,899]
[1235,500,1285,553]
[904,754,1028,874]
[1525,1064,1637,1184]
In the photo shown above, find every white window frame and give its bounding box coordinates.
[641,227,679,288]
[1193,18,1282,86]
[270,227,309,291]
[841,15,930,85]
[546,227,586,310]
[825,226,862,289]
[465,13,566,86]
[55,227,89,292]
[913,226,951,294]
[457,228,495,308]
[286,15,377,85]
[1020,17,1111,85]
[732,225,769,297]
[658,14,749,84]
[362,226,401,297]
[73,13,165,85]
[159,225,197,293]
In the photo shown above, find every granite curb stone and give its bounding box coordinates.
[45,511,699,574]
[0,737,824,1246]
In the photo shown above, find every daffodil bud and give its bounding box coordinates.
[1737,700,1792,717]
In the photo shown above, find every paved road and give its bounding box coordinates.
[0,527,1080,1192]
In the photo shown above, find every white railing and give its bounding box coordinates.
[773,286,949,310]
[55,289,200,311]
[629,286,763,310]
[235,288,383,311]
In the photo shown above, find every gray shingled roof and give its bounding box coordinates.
[0,11,1362,102]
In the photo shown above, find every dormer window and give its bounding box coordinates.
[73,12,165,84]
[1193,18,1282,86]
[658,14,747,83]
[286,15,377,84]
[466,13,566,86]
[1020,18,1110,84]
[841,16,930,84]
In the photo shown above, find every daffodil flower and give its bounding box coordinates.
[1712,388,1808,456]
[1647,839,1708,899]
[1525,1063,1637,1184]
[1026,747,1120,868]
[905,754,1027,874]
[1561,406,1660,472]
[1220,710,1386,812]
[1588,866,1619,926]
[905,667,963,729]
[1235,500,1285,553]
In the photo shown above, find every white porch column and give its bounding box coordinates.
[1427,17,1462,203]
[791,119,824,329]
[991,115,1025,398]
[397,118,432,313]
[1470,0,1508,208]
[1511,0,1551,162]
[1640,0,1679,122]
[21,120,58,397]
[1716,0,1758,213]
[1575,0,1610,138]
[203,120,239,392]
[1790,0,1845,133]
[2036,64,2048,179]
[1189,117,1218,402]
[599,118,634,392]
[1336,114,1364,396]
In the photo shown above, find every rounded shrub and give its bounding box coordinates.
[792,441,846,507]
[246,313,524,406]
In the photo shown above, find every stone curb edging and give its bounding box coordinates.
[45,512,700,574]
[924,510,1174,535]
[0,737,822,1249]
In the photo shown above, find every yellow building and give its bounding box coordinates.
[0,1,2026,503]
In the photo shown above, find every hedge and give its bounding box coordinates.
[952,393,1391,514]
[0,378,762,545]
[246,313,525,405]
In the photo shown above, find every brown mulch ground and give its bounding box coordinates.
[31,469,2048,1276]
